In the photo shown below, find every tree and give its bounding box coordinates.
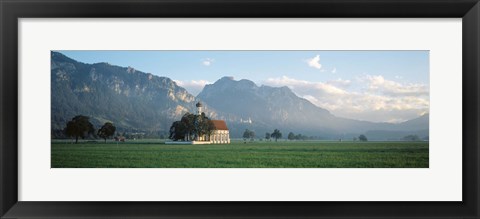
[243,129,251,142]
[288,132,295,141]
[195,113,215,141]
[358,134,368,142]
[295,134,306,140]
[403,135,420,141]
[243,129,256,142]
[265,132,271,141]
[169,121,186,141]
[97,122,116,143]
[64,115,95,144]
[271,129,282,142]
[249,130,255,141]
[180,113,196,141]
[169,112,214,141]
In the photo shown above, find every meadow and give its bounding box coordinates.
[51,139,429,168]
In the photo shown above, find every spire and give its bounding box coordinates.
[196,101,202,115]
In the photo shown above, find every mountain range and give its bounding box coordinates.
[51,52,428,140]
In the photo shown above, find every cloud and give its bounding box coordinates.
[174,80,211,96]
[306,55,322,69]
[302,95,319,104]
[263,75,429,123]
[202,58,214,66]
[327,78,351,88]
[265,76,347,96]
[331,67,337,73]
[364,75,429,97]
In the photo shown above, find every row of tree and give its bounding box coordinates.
[64,115,116,143]
[244,129,371,142]
[63,115,384,143]
[287,132,313,141]
[242,129,283,142]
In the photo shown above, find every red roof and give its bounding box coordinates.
[211,120,228,130]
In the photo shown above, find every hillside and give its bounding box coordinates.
[51,52,204,136]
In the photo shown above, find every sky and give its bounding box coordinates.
[58,50,429,123]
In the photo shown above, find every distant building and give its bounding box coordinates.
[114,136,126,142]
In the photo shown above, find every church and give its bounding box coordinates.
[192,102,230,144]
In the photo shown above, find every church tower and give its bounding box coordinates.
[196,101,203,115]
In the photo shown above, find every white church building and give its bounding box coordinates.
[195,102,230,144]
[168,102,230,145]
[209,120,230,144]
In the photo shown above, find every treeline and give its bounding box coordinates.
[241,129,379,142]
[52,128,167,140]
[52,115,170,143]
[58,115,113,143]
[243,129,335,142]
[243,129,283,142]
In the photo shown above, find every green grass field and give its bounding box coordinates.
[51,140,429,168]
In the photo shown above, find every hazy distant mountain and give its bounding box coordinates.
[394,113,429,130]
[51,52,428,140]
[198,76,429,139]
[198,76,335,136]
[360,113,429,140]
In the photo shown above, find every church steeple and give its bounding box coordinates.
[196,101,203,115]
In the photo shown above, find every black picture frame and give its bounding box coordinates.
[1,0,479,218]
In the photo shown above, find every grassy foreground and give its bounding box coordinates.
[51,140,428,168]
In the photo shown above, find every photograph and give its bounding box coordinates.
[51,50,429,168]
[3,0,478,217]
